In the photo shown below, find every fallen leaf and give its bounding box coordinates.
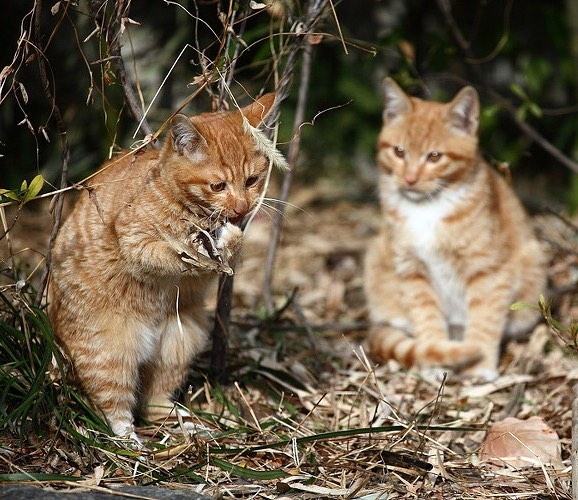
[479,416,562,468]
[51,1,60,15]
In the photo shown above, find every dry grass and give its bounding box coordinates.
[1,183,576,499]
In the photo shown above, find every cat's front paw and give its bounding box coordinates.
[462,361,499,382]
[215,223,243,257]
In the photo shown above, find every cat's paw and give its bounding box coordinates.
[110,420,144,448]
[215,223,243,259]
[462,361,499,382]
[468,368,499,383]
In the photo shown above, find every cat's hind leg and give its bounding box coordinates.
[364,236,481,369]
[140,311,208,425]
[65,317,154,439]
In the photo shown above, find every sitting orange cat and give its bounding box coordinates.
[49,94,276,439]
[364,79,547,380]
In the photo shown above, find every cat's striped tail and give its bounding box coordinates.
[369,327,483,369]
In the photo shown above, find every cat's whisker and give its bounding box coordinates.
[255,204,289,223]
[260,202,284,216]
[261,197,308,215]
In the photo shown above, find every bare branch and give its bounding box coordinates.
[262,39,314,312]
[436,0,578,174]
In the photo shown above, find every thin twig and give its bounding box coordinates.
[210,0,330,376]
[263,0,327,313]
[573,382,578,500]
[262,43,312,312]
[34,0,70,307]
[436,0,578,174]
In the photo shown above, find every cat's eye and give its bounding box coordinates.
[245,176,259,188]
[393,146,405,159]
[426,151,443,163]
[210,182,227,192]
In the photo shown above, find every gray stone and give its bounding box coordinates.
[0,484,212,499]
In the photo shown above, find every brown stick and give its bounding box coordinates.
[34,0,70,307]
[262,42,313,312]
[436,0,578,174]
[209,0,329,377]
[262,0,328,313]
[573,382,578,499]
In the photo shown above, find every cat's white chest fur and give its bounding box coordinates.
[385,182,469,330]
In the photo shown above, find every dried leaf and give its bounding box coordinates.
[479,416,562,468]
[51,1,61,15]
[398,40,415,62]
[18,82,28,104]
[250,1,267,9]
[306,34,323,45]
[39,126,50,142]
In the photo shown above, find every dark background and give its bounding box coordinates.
[1,0,577,210]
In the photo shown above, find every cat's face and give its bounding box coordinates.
[376,79,480,201]
[163,94,274,223]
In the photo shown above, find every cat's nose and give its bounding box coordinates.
[233,199,249,216]
[404,174,418,185]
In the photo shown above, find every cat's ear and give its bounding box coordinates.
[447,86,479,136]
[242,93,276,128]
[170,114,207,159]
[382,77,412,125]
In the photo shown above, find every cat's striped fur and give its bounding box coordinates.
[364,79,546,380]
[49,94,275,438]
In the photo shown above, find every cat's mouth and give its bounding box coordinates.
[229,215,243,225]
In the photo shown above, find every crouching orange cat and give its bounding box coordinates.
[364,79,547,380]
[49,94,278,439]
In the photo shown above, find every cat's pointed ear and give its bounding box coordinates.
[170,114,207,159]
[242,93,276,128]
[383,77,412,125]
[447,86,480,136]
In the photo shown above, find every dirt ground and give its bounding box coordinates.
[2,179,577,498]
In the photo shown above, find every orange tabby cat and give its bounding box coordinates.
[49,94,276,439]
[364,79,546,380]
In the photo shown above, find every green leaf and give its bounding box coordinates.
[510,83,528,101]
[528,102,543,118]
[0,189,20,202]
[20,180,27,191]
[22,174,44,203]
[509,301,537,311]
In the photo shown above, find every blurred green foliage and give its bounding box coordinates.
[1,0,577,209]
